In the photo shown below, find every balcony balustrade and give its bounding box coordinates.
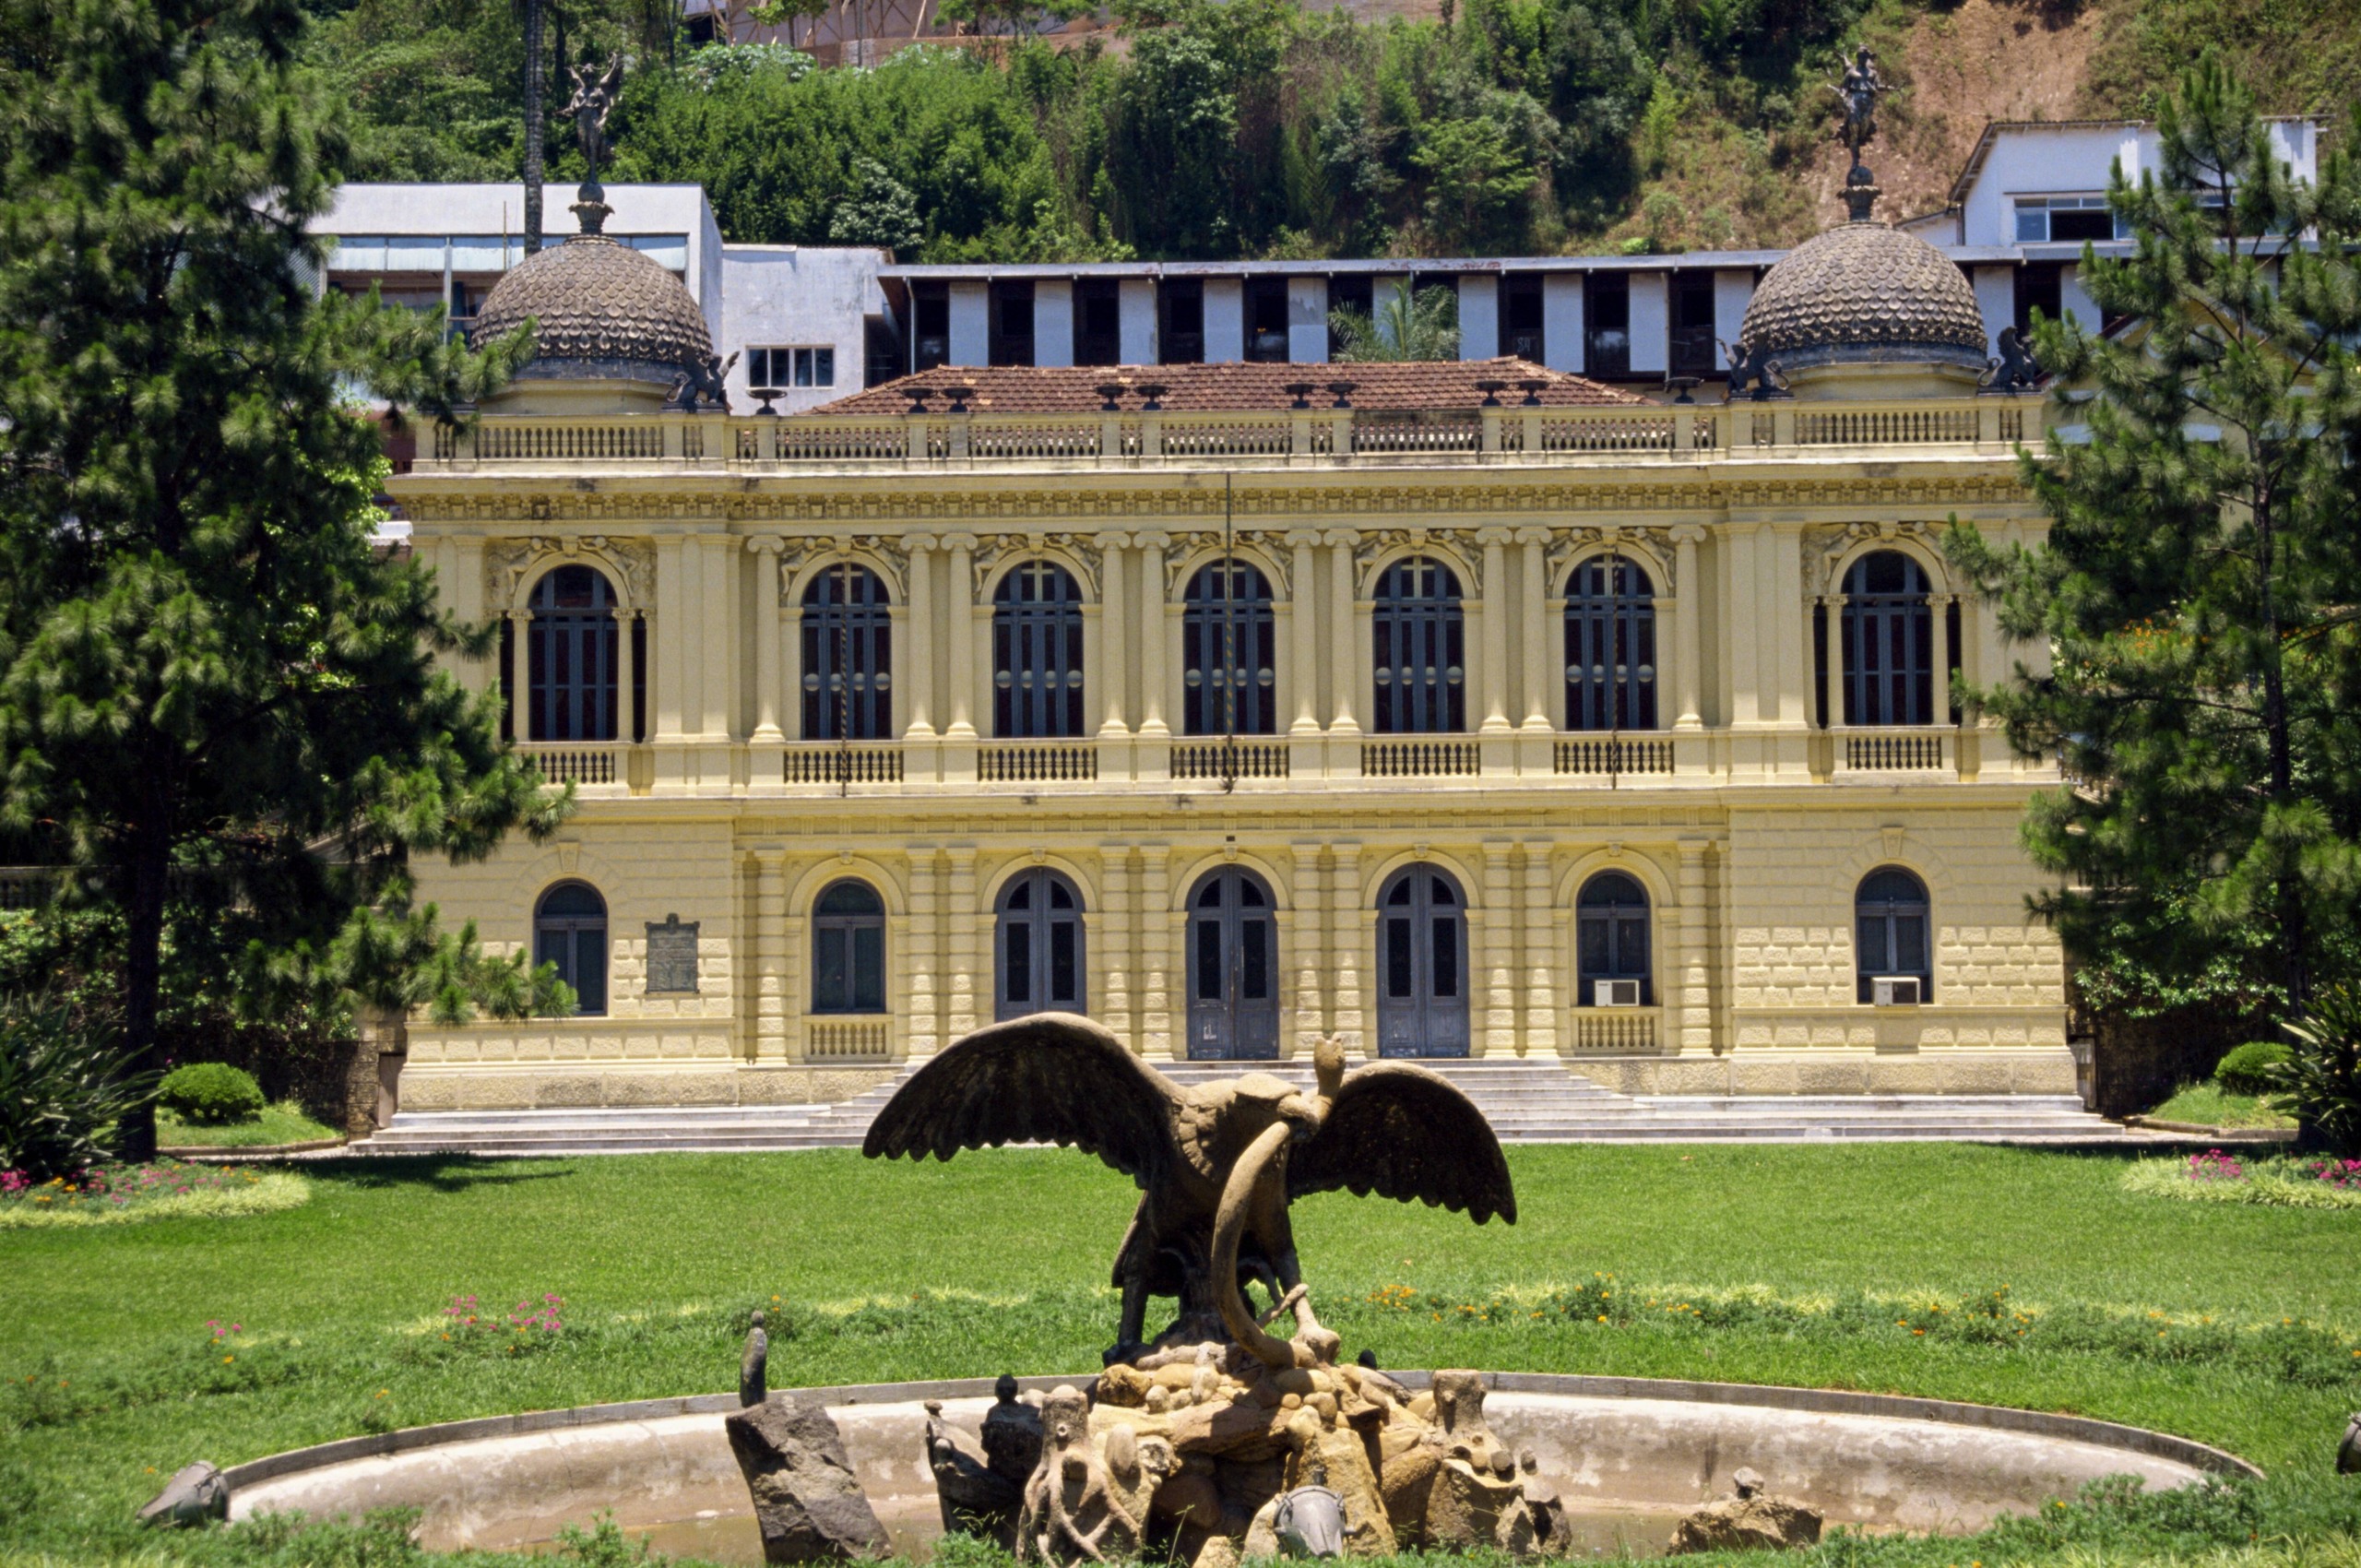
[1554,736,1675,777]
[782,742,905,787]
[514,742,628,788]
[1570,1006,1661,1052]
[803,1016,892,1061]
[1837,727,1953,774]
[1170,740,1291,781]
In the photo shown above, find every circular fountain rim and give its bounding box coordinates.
[216,1369,2260,1496]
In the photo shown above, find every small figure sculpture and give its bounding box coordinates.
[742,1310,769,1407]
[1273,1462,1346,1558]
[1824,45,1892,220]
[1667,1466,1822,1555]
[670,350,741,412]
[1980,327,2043,393]
[564,53,626,183]
[926,1399,1026,1547]
[1016,1385,1171,1564]
[1723,339,1789,401]
[1518,1451,1572,1555]
[982,1373,1047,1489]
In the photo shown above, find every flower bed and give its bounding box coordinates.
[2121,1148,2361,1210]
[0,1160,310,1229]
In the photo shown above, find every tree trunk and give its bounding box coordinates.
[2254,484,2308,1011]
[523,0,546,255]
[115,818,172,1162]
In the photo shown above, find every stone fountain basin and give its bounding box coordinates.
[222,1372,2257,1558]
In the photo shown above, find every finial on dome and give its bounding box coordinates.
[1829,45,1889,221]
[562,53,625,238]
[571,179,611,237]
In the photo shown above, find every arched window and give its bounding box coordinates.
[1564,558,1657,731]
[996,869,1086,1019]
[1855,867,1931,1004]
[1371,557,1465,734]
[1576,873,1651,1005]
[993,562,1086,738]
[1375,866,1469,1057]
[527,566,619,742]
[1186,868,1279,1060]
[533,882,608,1016]
[812,880,885,1014]
[802,564,893,741]
[1842,552,1933,727]
[1183,563,1277,736]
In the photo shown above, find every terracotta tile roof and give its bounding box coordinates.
[803,358,1647,417]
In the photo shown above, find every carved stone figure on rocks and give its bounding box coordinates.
[725,1394,893,1562]
[983,1373,1047,1487]
[926,1399,1026,1547]
[1016,1384,1174,1564]
[864,1016,1514,1366]
[1667,1467,1823,1555]
[742,1311,769,1407]
[137,1462,227,1527]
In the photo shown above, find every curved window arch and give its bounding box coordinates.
[1576,872,1652,1005]
[1564,558,1657,731]
[1186,867,1279,1060]
[812,879,885,1014]
[528,566,619,742]
[1374,865,1469,1057]
[1183,563,1277,736]
[1371,557,1465,734]
[533,882,608,1016]
[996,869,1086,1019]
[1842,552,1933,727]
[801,564,893,741]
[1855,867,1931,1003]
[993,562,1086,738]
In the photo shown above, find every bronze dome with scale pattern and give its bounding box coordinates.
[472,232,712,388]
[1737,220,1989,377]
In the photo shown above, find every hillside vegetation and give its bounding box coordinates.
[305,0,2357,260]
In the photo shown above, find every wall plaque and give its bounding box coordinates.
[645,913,700,994]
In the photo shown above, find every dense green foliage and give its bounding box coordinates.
[0,0,585,1155]
[156,1064,267,1126]
[1329,279,1460,361]
[2279,987,2361,1154]
[1946,65,2361,1045]
[0,1144,2355,1562]
[2216,1040,2294,1097]
[0,996,155,1181]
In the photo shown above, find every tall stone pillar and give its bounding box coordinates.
[1521,839,1559,1057]
[1670,525,1705,731]
[1098,540,1131,739]
[1139,845,1172,1059]
[903,536,936,741]
[943,534,978,740]
[749,538,785,742]
[611,606,636,743]
[753,849,789,1063]
[1479,843,1517,1055]
[945,847,979,1040]
[1287,529,1323,735]
[1477,529,1513,735]
[1930,593,1953,726]
[654,537,688,742]
[1821,596,1846,731]
[1288,841,1326,1051]
[1101,845,1135,1051]
[505,609,531,741]
[908,849,941,1056]
[1516,528,1553,731]
[1676,837,1714,1055]
[699,533,734,741]
[1329,842,1363,1053]
[1322,530,1359,737]
[1134,534,1170,740]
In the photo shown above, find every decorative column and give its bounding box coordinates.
[749,538,785,742]
[753,849,789,1062]
[1098,539,1131,740]
[1821,595,1847,731]
[506,609,531,742]
[1480,842,1517,1055]
[943,534,978,739]
[698,534,734,742]
[781,865,807,1061]
[1287,529,1323,735]
[1323,530,1358,736]
[1101,845,1135,1051]
[1521,839,1558,1057]
[1670,525,1705,731]
[908,849,941,1056]
[1288,841,1326,1050]
[1138,845,1172,1059]
[944,847,979,1039]
[1134,533,1170,740]
[653,537,688,742]
[1477,529,1513,735]
[1329,842,1363,1053]
[1676,837,1714,1054]
[1929,592,1953,727]
[903,536,936,741]
[1516,528,1553,731]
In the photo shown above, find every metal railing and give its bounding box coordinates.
[1362,739,1481,777]
[783,744,904,786]
[1554,736,1675,776]
[979,741,1099,783]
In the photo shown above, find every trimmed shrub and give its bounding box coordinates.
[0,997,153,1181]
[2215,1039,2293,1096]
[157,1063,265,1125]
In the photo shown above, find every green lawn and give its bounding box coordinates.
[1,1144,2355,1567]
[2149,1081,2299,1131]
[158,1102,343,1150]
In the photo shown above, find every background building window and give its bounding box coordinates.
[1161,280,1204,364]
[528,566,618,742]
[2013,196,2126,244]
[993,562,1086,738]
[1585,272,1631,376]
[1500,274,1545,361]
[996,869,1085,1020]
[1372,557,1465,734]
[1564,558,1657,731]
[1074,281,1122,366]
[990,282,1036,367]
[1670,273,1718,376]
[533,882,607,1016]
[745,346,836,389]
[801,564,893,741]
[1856,867,1931,1003]
[812,880,885,1014]
[1183,563,1276,736]
[1842,552,1933,727]
[1576,873,1651,1005]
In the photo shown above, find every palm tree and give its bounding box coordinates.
[519,0,547,254]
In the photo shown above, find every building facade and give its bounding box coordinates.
[386,207,2073,1113]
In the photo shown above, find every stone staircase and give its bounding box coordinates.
[354,1054,2151,1157]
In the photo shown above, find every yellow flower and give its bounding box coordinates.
[223,1356,234,1364]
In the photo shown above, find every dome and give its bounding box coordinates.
[473,233,713,387]
[1738,221,1987,381]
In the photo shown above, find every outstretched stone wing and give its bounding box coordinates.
[1288,1063,1516,1224]
[861,1013,1183,1190]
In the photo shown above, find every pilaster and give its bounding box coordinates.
[1677,837,1715,1054]
[1138,844,1172,1059]
[753,849,789,1063]
[908,848,942,1056]
[1329,841,1363,1053]
[1288,840,1326,1051]
[1479,841,1517,1056]
[1521,839,1558,1057]
[945,847,979,1039]
[1101,845,1135,1051]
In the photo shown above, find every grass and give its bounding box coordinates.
[2149,1083,2298,1131]
[158,1102,343,1150]
[0,1143,2355,1566]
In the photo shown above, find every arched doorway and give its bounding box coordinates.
[1374,865,1468,1058]
[1842,552,1934,726]
[996,868,1086,1020]
[1185,868,1279,1060]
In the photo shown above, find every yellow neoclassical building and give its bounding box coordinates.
[386,209,2070,1111]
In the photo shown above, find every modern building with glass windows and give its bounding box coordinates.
[388,199,2076,1111]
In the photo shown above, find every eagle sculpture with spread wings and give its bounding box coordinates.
[863,1014,1515,1370]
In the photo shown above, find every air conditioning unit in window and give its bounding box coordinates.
[1595,980,1642,1008]
[1872,976,1923,1006]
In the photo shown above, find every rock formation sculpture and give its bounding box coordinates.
[725,1393,893,1562]
[1667,1467,1823,1554]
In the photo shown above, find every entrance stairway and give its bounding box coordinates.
[355,1054,2150,1157]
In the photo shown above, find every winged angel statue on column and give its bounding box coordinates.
[864,1016,1515,1370]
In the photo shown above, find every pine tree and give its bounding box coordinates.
[1945,61,2361,1019]
[0,0,572,1158]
